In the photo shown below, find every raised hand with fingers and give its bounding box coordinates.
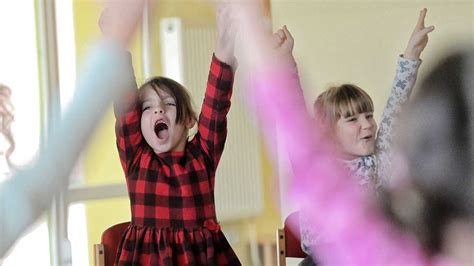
[404,8,435,60]
[272,25,294,57]
[215,1,238,70]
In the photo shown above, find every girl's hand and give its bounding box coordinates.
[272,25,294,57]
[215,1,238,69]
[271,25,296,67]
[403,8,435,60]
[98,0,146,48]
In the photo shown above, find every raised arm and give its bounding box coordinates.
[273,25,322,254]
[214,2,238,70]
[376,8,434,185]
[99,5,144,175]
[196,2,236,170]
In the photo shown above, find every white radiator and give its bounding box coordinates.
[160,18,264,222]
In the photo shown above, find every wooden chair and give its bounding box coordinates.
[276,211,306,266]
[94,221,130,266]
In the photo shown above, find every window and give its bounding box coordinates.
[0,0,47,264]
[55,0,91,264]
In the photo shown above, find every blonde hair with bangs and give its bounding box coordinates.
[313,84,374,127]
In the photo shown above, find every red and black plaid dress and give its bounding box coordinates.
[114,55,241,265]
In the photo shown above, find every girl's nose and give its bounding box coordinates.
[361,117,373,129]
[155,106,165,114]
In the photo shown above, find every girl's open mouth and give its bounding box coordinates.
[154,122,169,140]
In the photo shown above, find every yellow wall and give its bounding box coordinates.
[148,1,216,76]
[270,1,473,123]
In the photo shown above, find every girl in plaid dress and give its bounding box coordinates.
[102,2,241,265]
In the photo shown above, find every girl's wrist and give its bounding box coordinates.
[403,47,421,60]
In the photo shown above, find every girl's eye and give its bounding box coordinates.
[366,113,374,119]
[347,117,357,122]
[142,106,151,111]
[165,103,176,106]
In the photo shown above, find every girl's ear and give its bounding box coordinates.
[185,116,196,129]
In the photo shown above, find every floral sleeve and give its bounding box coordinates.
[375,56,421,186]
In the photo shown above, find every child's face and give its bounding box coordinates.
[140,86,193,154]
[333,111,377,160]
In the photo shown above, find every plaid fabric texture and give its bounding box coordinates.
[114,55,240,265]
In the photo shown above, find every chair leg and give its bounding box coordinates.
[94,244,105,266]
[276,228,286,266]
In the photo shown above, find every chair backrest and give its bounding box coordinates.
[283,211,305,258]
[99,221,130,266]
[276,211,306,266]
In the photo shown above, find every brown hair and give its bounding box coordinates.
[313,84,374,127]
[0,84,15,169]
[137,77,197,124]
